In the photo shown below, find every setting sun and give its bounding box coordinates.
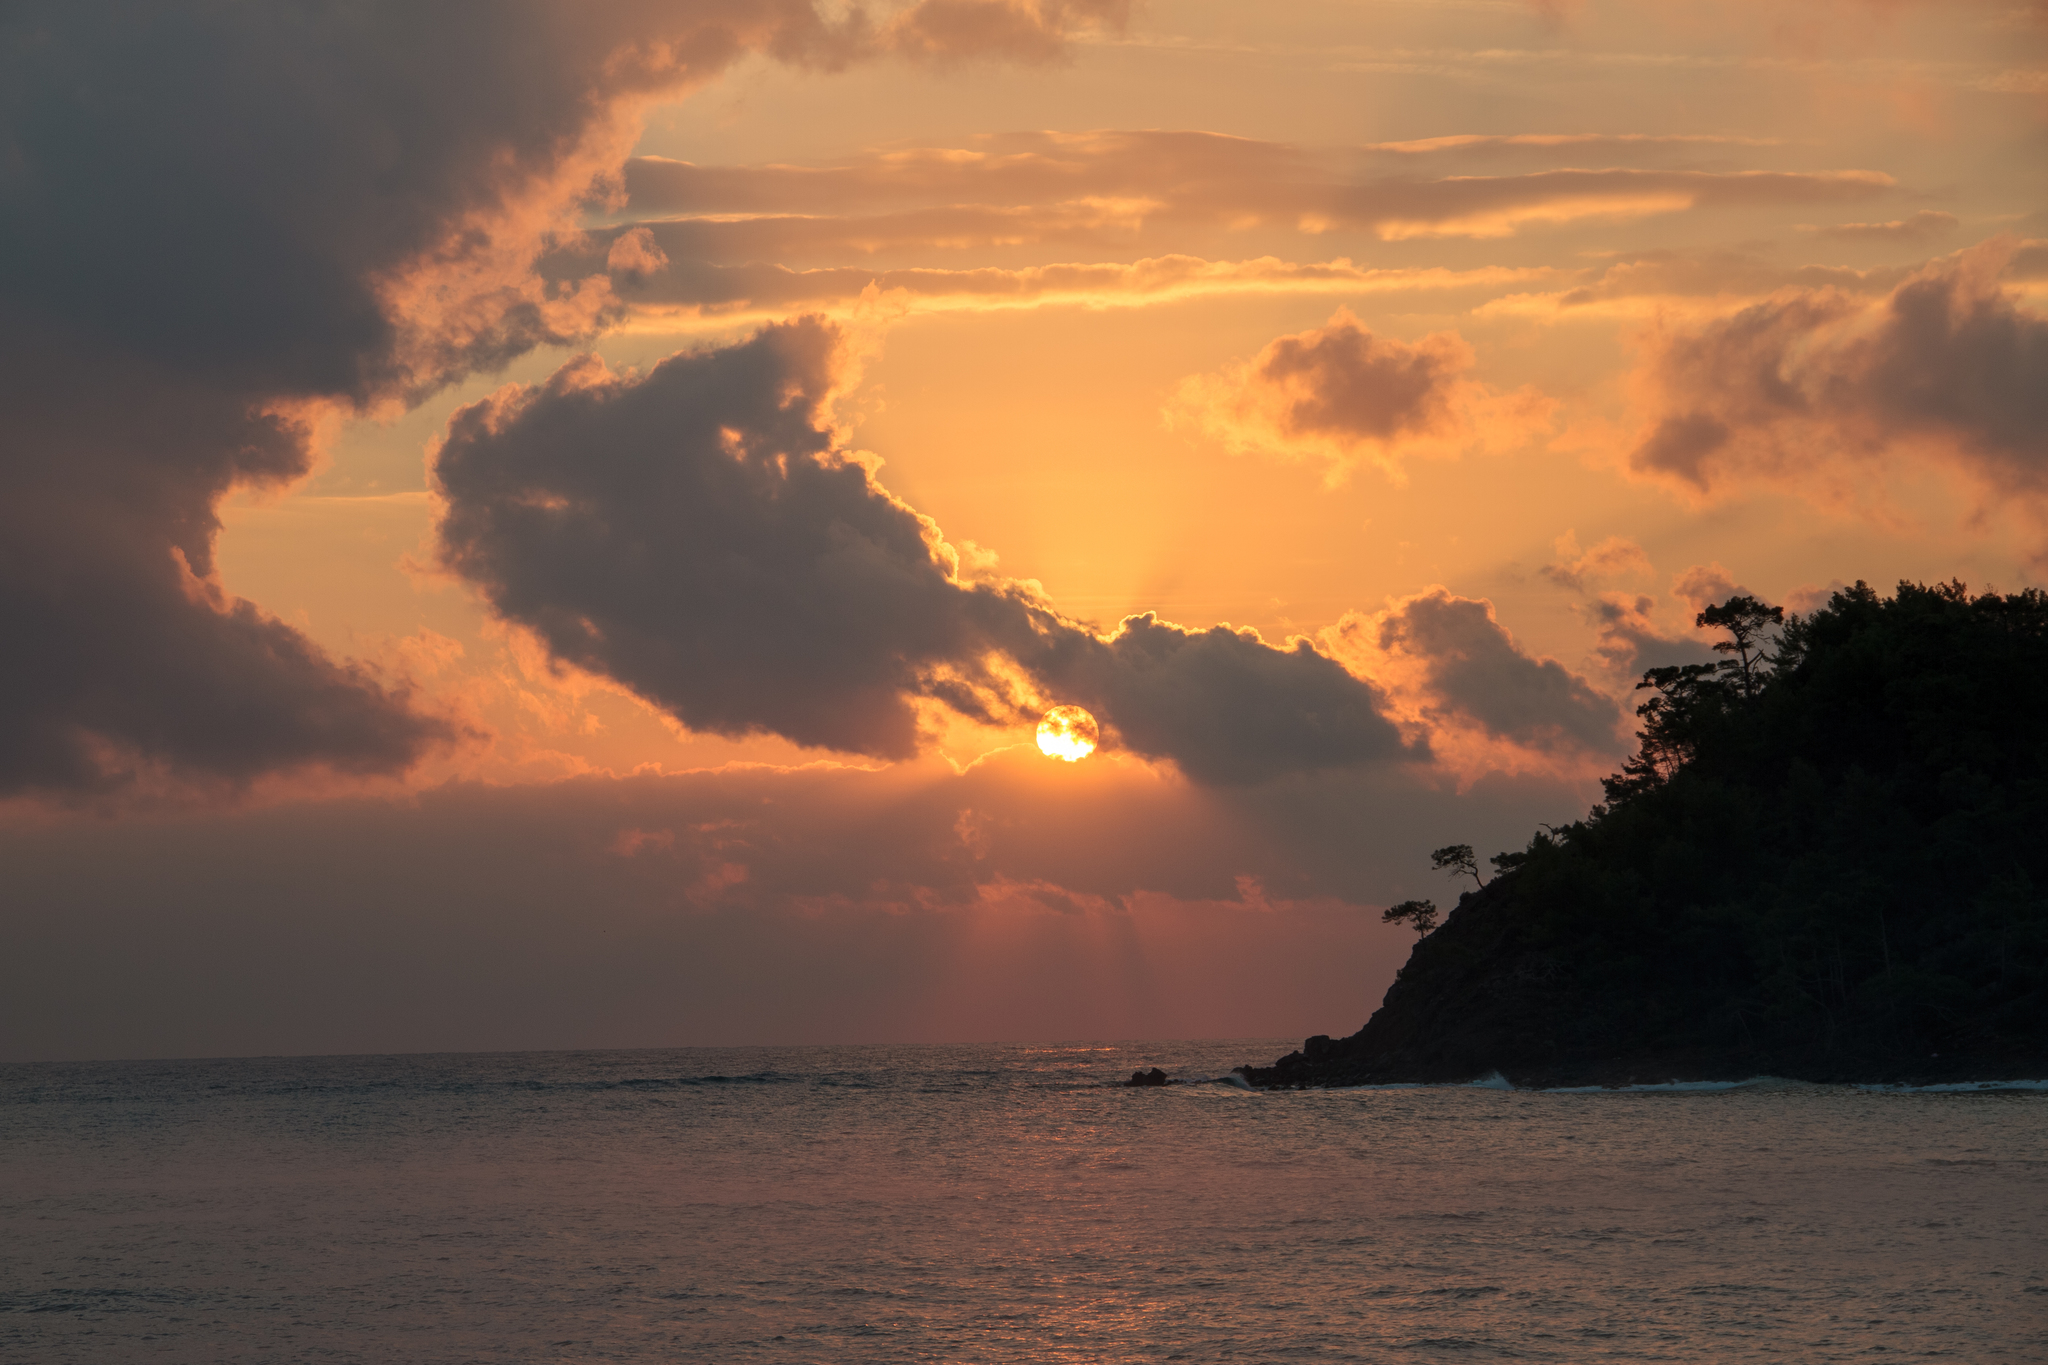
[1035,705,1099,762]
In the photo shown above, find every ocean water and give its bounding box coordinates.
[3,1042,2044,1362]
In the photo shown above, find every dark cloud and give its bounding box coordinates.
[0,338,465,798]
[1626,239,2048,499]
[1583,593,1719,681]
[1046,615,1423,785]
[1167,309,1546,477]
[0,1,1117,800]
[1370,590,1624,757]
[434,319,1040,759]
[434,318,1417,784]
[1239,312,1469,444]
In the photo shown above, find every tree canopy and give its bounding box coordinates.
[1259,580,2048,1085]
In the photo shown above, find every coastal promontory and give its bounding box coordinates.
[1243,581,2048,1089]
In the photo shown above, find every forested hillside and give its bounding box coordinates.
[1245,581,2048,1087]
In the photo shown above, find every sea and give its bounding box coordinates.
[3,1041,2044,1362]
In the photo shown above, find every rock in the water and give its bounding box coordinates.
[1126,1067,1169,1087]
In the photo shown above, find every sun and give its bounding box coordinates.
[1036,705,1099,762]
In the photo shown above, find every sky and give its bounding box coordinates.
[3,0,2044,1062]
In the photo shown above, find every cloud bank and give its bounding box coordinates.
[0,745,1595,1061]
[1625,239,2048,510]
[435,318,1419,784]
[1320,589,1625,780]
[0,1,1120,801]
[613,132,1892,248]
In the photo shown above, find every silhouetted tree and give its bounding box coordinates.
[1432,843,1484,888]
[1601,661,1722,804]
[1699,594,1785,699]
[1600,594,1787,807]
[1401,579,2048,1072]
[1381,898,1439,937]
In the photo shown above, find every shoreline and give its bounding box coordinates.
[1221,1071,2048,1095]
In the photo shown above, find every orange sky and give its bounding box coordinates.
[4,0,2044,1060]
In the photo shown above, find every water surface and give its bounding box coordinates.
[3,1042,2043,1361]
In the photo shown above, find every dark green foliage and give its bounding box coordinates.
[1382,898,1439,937]
[1252,580,2048,1086]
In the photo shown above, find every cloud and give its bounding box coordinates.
[612,133,1893,246]
[1357,133,1782,159]
[0,750,1594,1060]
[882,0,1131,64]
[1356,168,1894,241]
[606,226,671,278]
[1670,562,1749,614]
[0,342,469,800]
[0,2,1123,801]
[1047,614,1424,785]
[616,132,1309,217]
[1623,238,2048,511]
[596,254,1554,327]
[1530,537,1726,681]
[434,317,1418,785]
[1321,589,1625,779]
[1806,210,1959,243]
[1581,593,1720,681]
[597,201,1162,264]
[1166,308,1553,479]
[1477,250,1924,321]
[1539,531,1656,591]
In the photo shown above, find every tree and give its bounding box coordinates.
[1698,594,1785,700]
[1601,661,1723,804]
[1599,594,1788,807]
[1431,843,1484,888]
[1381,898,1438,937]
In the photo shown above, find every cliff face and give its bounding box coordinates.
[1241,881,1584,1089]
[1241,582,2048,1089]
